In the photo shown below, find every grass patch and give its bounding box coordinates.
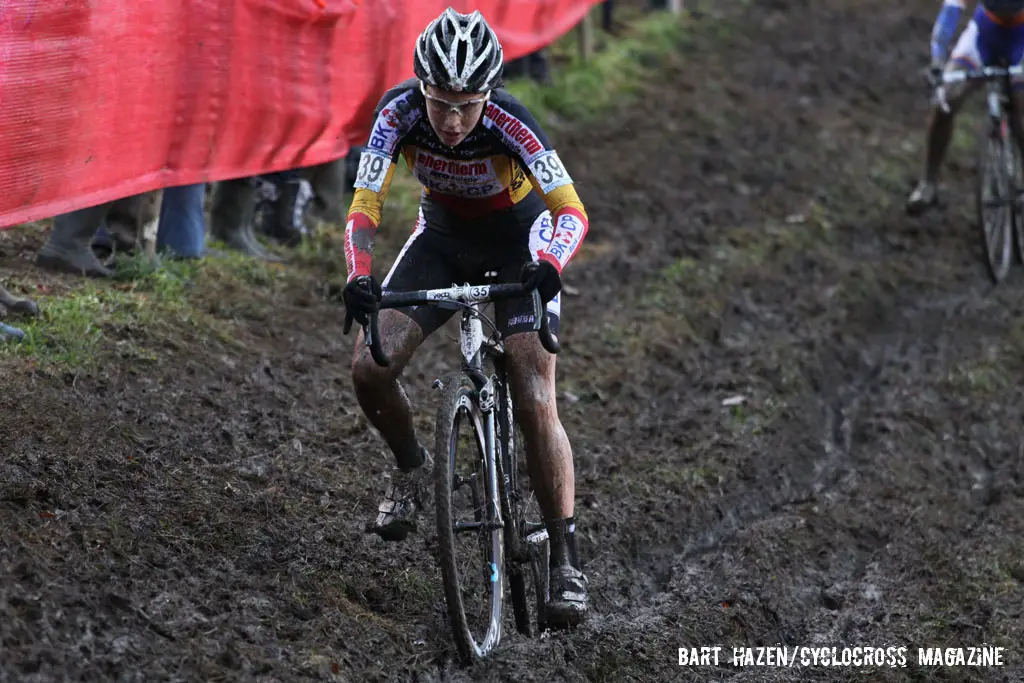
[943,320,1024,396]
[505,12,691,124]
[949,106,985,161]
[3,249,299,371]
[726,396,787,436]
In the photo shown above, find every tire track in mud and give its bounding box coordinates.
[459,1,1024,680]
[3,0,1024,680]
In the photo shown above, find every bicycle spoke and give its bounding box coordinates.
[435,375,504,662]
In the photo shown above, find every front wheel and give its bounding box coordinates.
[1007,121,1024,265]
[434,374,504,663]
[977,120,1015,283]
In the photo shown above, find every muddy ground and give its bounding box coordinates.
[2,0,1024,681]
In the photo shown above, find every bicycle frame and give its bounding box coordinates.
[363,280,558,536]
[359,280,558,652]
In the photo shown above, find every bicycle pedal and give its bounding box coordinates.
[432,378,444,391]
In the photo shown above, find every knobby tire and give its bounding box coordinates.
[977,120,1014,283]
[434,374,504,663]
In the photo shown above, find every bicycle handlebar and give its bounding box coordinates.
[361,282,560,367]
[939,64,1024,85]
[929,64,1024,112]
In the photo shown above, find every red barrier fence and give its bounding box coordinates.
[0,0,600,228]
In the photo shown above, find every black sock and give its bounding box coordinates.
[545,516,579,569]
[396,444,425,471]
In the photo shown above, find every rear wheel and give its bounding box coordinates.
[977,119,1015,283]
[496,379,549,637]
[434,374,504,663]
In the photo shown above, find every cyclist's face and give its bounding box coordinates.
[422,83,489,147]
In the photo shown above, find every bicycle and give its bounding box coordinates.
[934,60,1024,283]
[358,276,560,662]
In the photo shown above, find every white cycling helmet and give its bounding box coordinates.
[414,8,504,93]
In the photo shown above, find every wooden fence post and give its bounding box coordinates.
[578,7,595,61]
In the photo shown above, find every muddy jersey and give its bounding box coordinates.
[343,79,589,283]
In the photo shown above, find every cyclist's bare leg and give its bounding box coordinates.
[504,332,574,521]
[909,63,979,213]
[505,330,587,625]
[351,309,425,469]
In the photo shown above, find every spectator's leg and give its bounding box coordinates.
[156,184,207,259]
[262,170,300,183]
[209,179,282,261]
[344,148,362,188]
[528,49,554,86]
[94,192,159,258]
[36,202,115,277]
[136,190,162,260]
[248,176,281,238]
[505,56,527,80]
[105,194,146,252]
[602,0,615,32]
[271,177,315,247]
[304,158,350,223]
[253,170,315,246]
[92,222,113,252]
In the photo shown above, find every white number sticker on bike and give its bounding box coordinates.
[528,151,572,194]
[354,150,391,192]
[471,286,489,300]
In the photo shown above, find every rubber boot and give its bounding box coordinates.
[209,179,282,262]
[305,158,349,223]
[36,203,115,277]
[105,194,148,252]
[92,224,114,252]
[251,177,281,238]
[527,49,554,87]
[271,178,315,247]
[0,285,38,317]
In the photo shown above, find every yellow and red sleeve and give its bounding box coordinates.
[343,163,398,283]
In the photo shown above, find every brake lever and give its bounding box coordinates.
[529,288,560,354]
[364,309,390,367]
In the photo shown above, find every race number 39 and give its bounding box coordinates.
[355,151,391,192]
[529,151,572,194]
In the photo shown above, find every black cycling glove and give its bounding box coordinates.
[343,275,381,334]
[521,260,561,304]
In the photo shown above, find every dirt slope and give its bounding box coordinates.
[2,0,1023,681]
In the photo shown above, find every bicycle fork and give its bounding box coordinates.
[465,366,505,532]
[990,81,1024,211]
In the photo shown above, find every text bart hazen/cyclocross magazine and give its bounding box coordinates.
[677,645,1009,670]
